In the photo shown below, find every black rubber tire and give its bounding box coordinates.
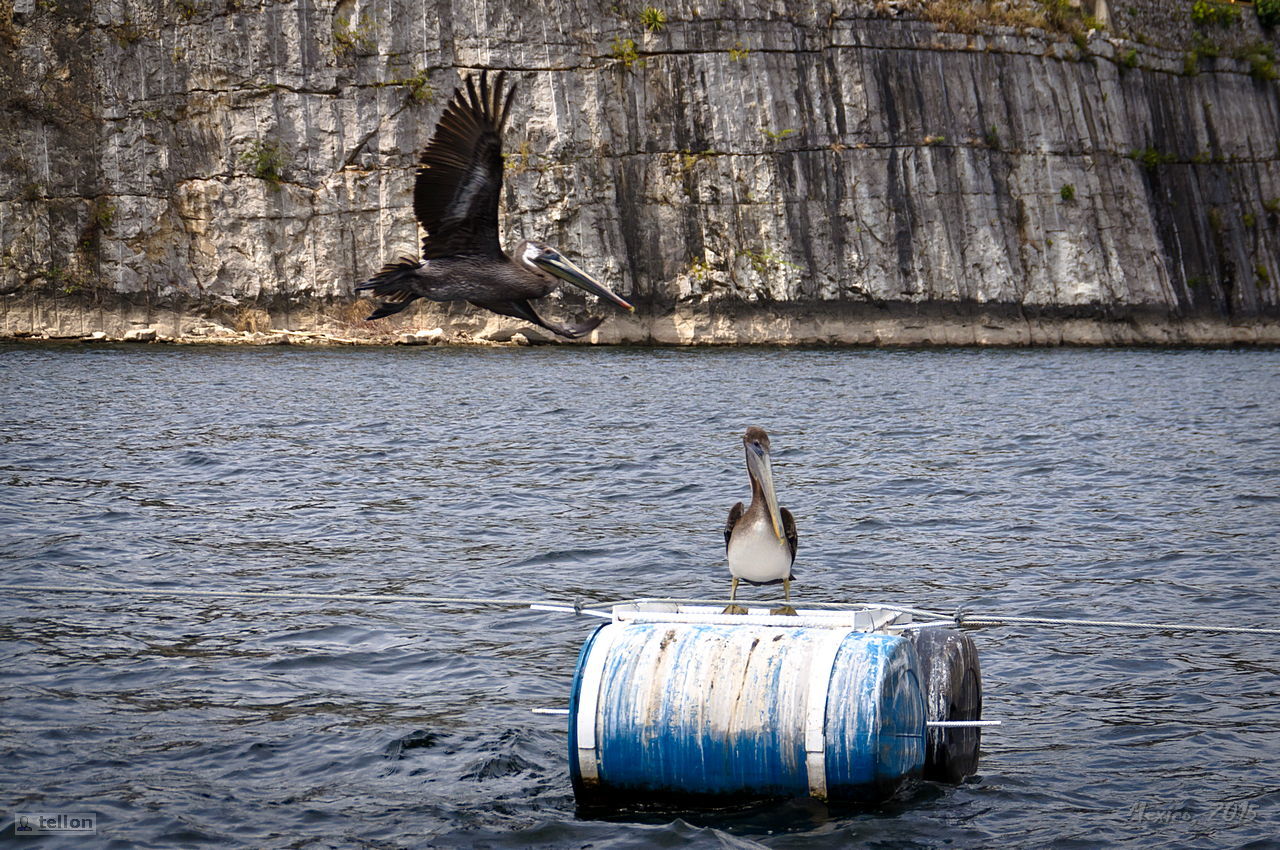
[907,627,982,783]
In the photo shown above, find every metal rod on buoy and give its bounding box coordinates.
[528,603,612,618]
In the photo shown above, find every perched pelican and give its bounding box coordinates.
[356,71,634,339]
[724,427,798,615]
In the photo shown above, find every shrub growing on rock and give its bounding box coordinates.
[1258,0,1280,28]
[1191,0,1241,28]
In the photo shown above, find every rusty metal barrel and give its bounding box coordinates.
[568,616,927,806]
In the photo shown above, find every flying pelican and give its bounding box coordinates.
[356,71,634,339]
[724,427,798,615]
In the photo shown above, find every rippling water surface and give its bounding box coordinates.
[2,343,1278,848]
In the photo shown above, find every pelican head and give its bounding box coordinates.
[743,426,786,543]
[518,241,634,312]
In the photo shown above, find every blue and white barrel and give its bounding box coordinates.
[568,621,926,806]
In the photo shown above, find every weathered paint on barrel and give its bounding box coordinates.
[569,621,926,806]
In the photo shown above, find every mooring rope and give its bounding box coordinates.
[6,585,1280,637]
[2,584,569,608]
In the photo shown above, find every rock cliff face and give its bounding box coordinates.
[2,0,1279,344]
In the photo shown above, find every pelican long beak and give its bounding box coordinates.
[532,248,635,312]
[746,443,786,543]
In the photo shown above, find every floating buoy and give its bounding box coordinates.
[907,627,982,783]
[567,604,968,807]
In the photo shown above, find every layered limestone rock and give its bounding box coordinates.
[1,0,1278,344]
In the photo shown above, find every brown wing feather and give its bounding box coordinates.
[413,70,516,259]
[781,507,798,568]
[724,502,745,552]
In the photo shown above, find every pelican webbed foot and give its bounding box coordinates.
[722,604,749,615]
[471,299,604,339]
[556,315,605,339]
[769,605,799,616]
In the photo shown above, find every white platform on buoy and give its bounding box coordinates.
[606,600,938,631]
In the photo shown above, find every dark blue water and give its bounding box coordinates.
[2,343,1278,848]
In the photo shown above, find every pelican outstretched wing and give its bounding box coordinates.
[414,71,516,260]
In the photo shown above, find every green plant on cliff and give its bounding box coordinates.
[760,126,797,142]
[393,69,433,103]
[916,1,1101,41]
[333,12,376,57]
[1235,42,1278,81]
[1208,206,1225,234]
[77,197,116,261]
[1119,48,1138,70]
[242,138,287,187]
[918,0,1036,34]
[675,149,712,176]
[1192,32,1221,59]
[1256,263,1272,287]
[503,140,538,174]
[1264,197,1280,215]
[687,258,713,282]
[1259,0,1280,28]
[729,41,749,61]
[610,37,642,68]
[90,198,116,231]
[640,6,666,31]
[1184,32,1222,77]
[1059,183,1076,202]
[46,263,91,295]
[742,248,798,277]
[1038,0,1104,38]
[1130,147,1175,169]
[1191,0,1241,28]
